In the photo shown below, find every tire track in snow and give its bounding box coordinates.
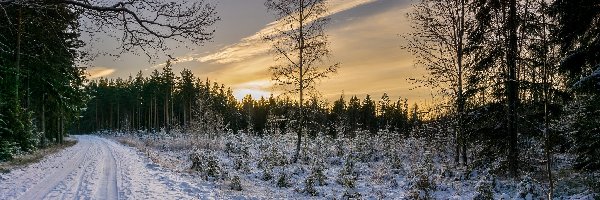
[58,141,98,199]
[0,135,211,200]
[16,139,94,200]
[95,138,119,199]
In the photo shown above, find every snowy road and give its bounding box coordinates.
[0,135,216,200]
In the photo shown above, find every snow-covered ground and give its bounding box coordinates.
[0,135,219,200]
[107,131,599,199]
[0,133,596,199]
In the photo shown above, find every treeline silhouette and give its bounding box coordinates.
[77,62,419,138]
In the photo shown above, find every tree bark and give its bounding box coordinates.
[293,0,305,164]
[42,95,46,142]
[542,7,553,197]
[15,7,22,103]
[507,0,520,178]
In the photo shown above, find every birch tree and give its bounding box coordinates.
[405,0,476,167]
[264,0,339,163]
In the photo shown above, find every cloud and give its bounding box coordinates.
[197,0,377,64]
[314,5,427,101]
[86,67,116,79]
[190,1,428,104]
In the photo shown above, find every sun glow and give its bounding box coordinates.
[232,80,274,100]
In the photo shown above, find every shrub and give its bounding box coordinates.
[474,174,494,200]
[262,166,273,181]
[258,146,288,169]
[337,155,358,189]
[516,175,543,199]
[407,151,435,200]
[233,155,250,173]
[277,172,290,188]
[230,175,243,191]
[310,164,327,186]
[189,150,222,180]
[0,141,16,162]
[342,189,362,200]
[304,176,318,196]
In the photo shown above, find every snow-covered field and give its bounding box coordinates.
[104,131,598,199]
[0,133,596,199]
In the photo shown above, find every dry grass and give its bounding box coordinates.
[0,139,77,173]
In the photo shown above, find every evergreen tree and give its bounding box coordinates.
[346,96,361,136]
[360,95,377,134]
[329,95,347,137]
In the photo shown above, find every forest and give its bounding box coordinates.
[1,0,599,199]
[78,63,416,138]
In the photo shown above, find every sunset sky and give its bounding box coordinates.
[84,0,432,105]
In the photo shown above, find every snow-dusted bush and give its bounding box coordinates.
[232,155,250,173]
[303,175,318,196]
[258,143,288,169]
[342,188,362,199]
[230,175,242,191]
[354,131,378,162]
[276,171,290,188]
[190,149,223,180]
[0,141,16,161]
[337,155,358,189]
[309,162,327,186]
[407,151,435,200]
[474,173,495,200]
[515,175,543,200]
[262,166,273,181]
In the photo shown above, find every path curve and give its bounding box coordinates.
[0,135,217,200]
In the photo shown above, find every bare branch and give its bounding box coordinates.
[1,0,219,58]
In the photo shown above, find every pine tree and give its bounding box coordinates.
[360,95,377,134]
[347,96,361,137]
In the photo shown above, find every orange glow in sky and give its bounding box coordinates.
[85,0,431,105]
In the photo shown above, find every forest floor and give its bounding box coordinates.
[0,135,219,200]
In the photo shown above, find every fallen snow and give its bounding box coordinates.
[0,135,218,200]
[0,133,596,199]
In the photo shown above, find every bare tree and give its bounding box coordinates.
[264,0,339,163]
[405,0,475,167]
[0,0,219,56]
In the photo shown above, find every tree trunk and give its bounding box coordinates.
[183,100,187,128]
[154,98,160,131]
[543,60,553,199]
[42,95,46,142]
[14,7,22,104]
[117,101,120,131]
[59,113,64,144]
[453,0,468,167]
[165,94,169,134]
[507,0,520,178]
[148,100,151,131]
[541,8,553,198]
[293,0,305,164]
[109,103,113,130]
[95,99,98,130]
